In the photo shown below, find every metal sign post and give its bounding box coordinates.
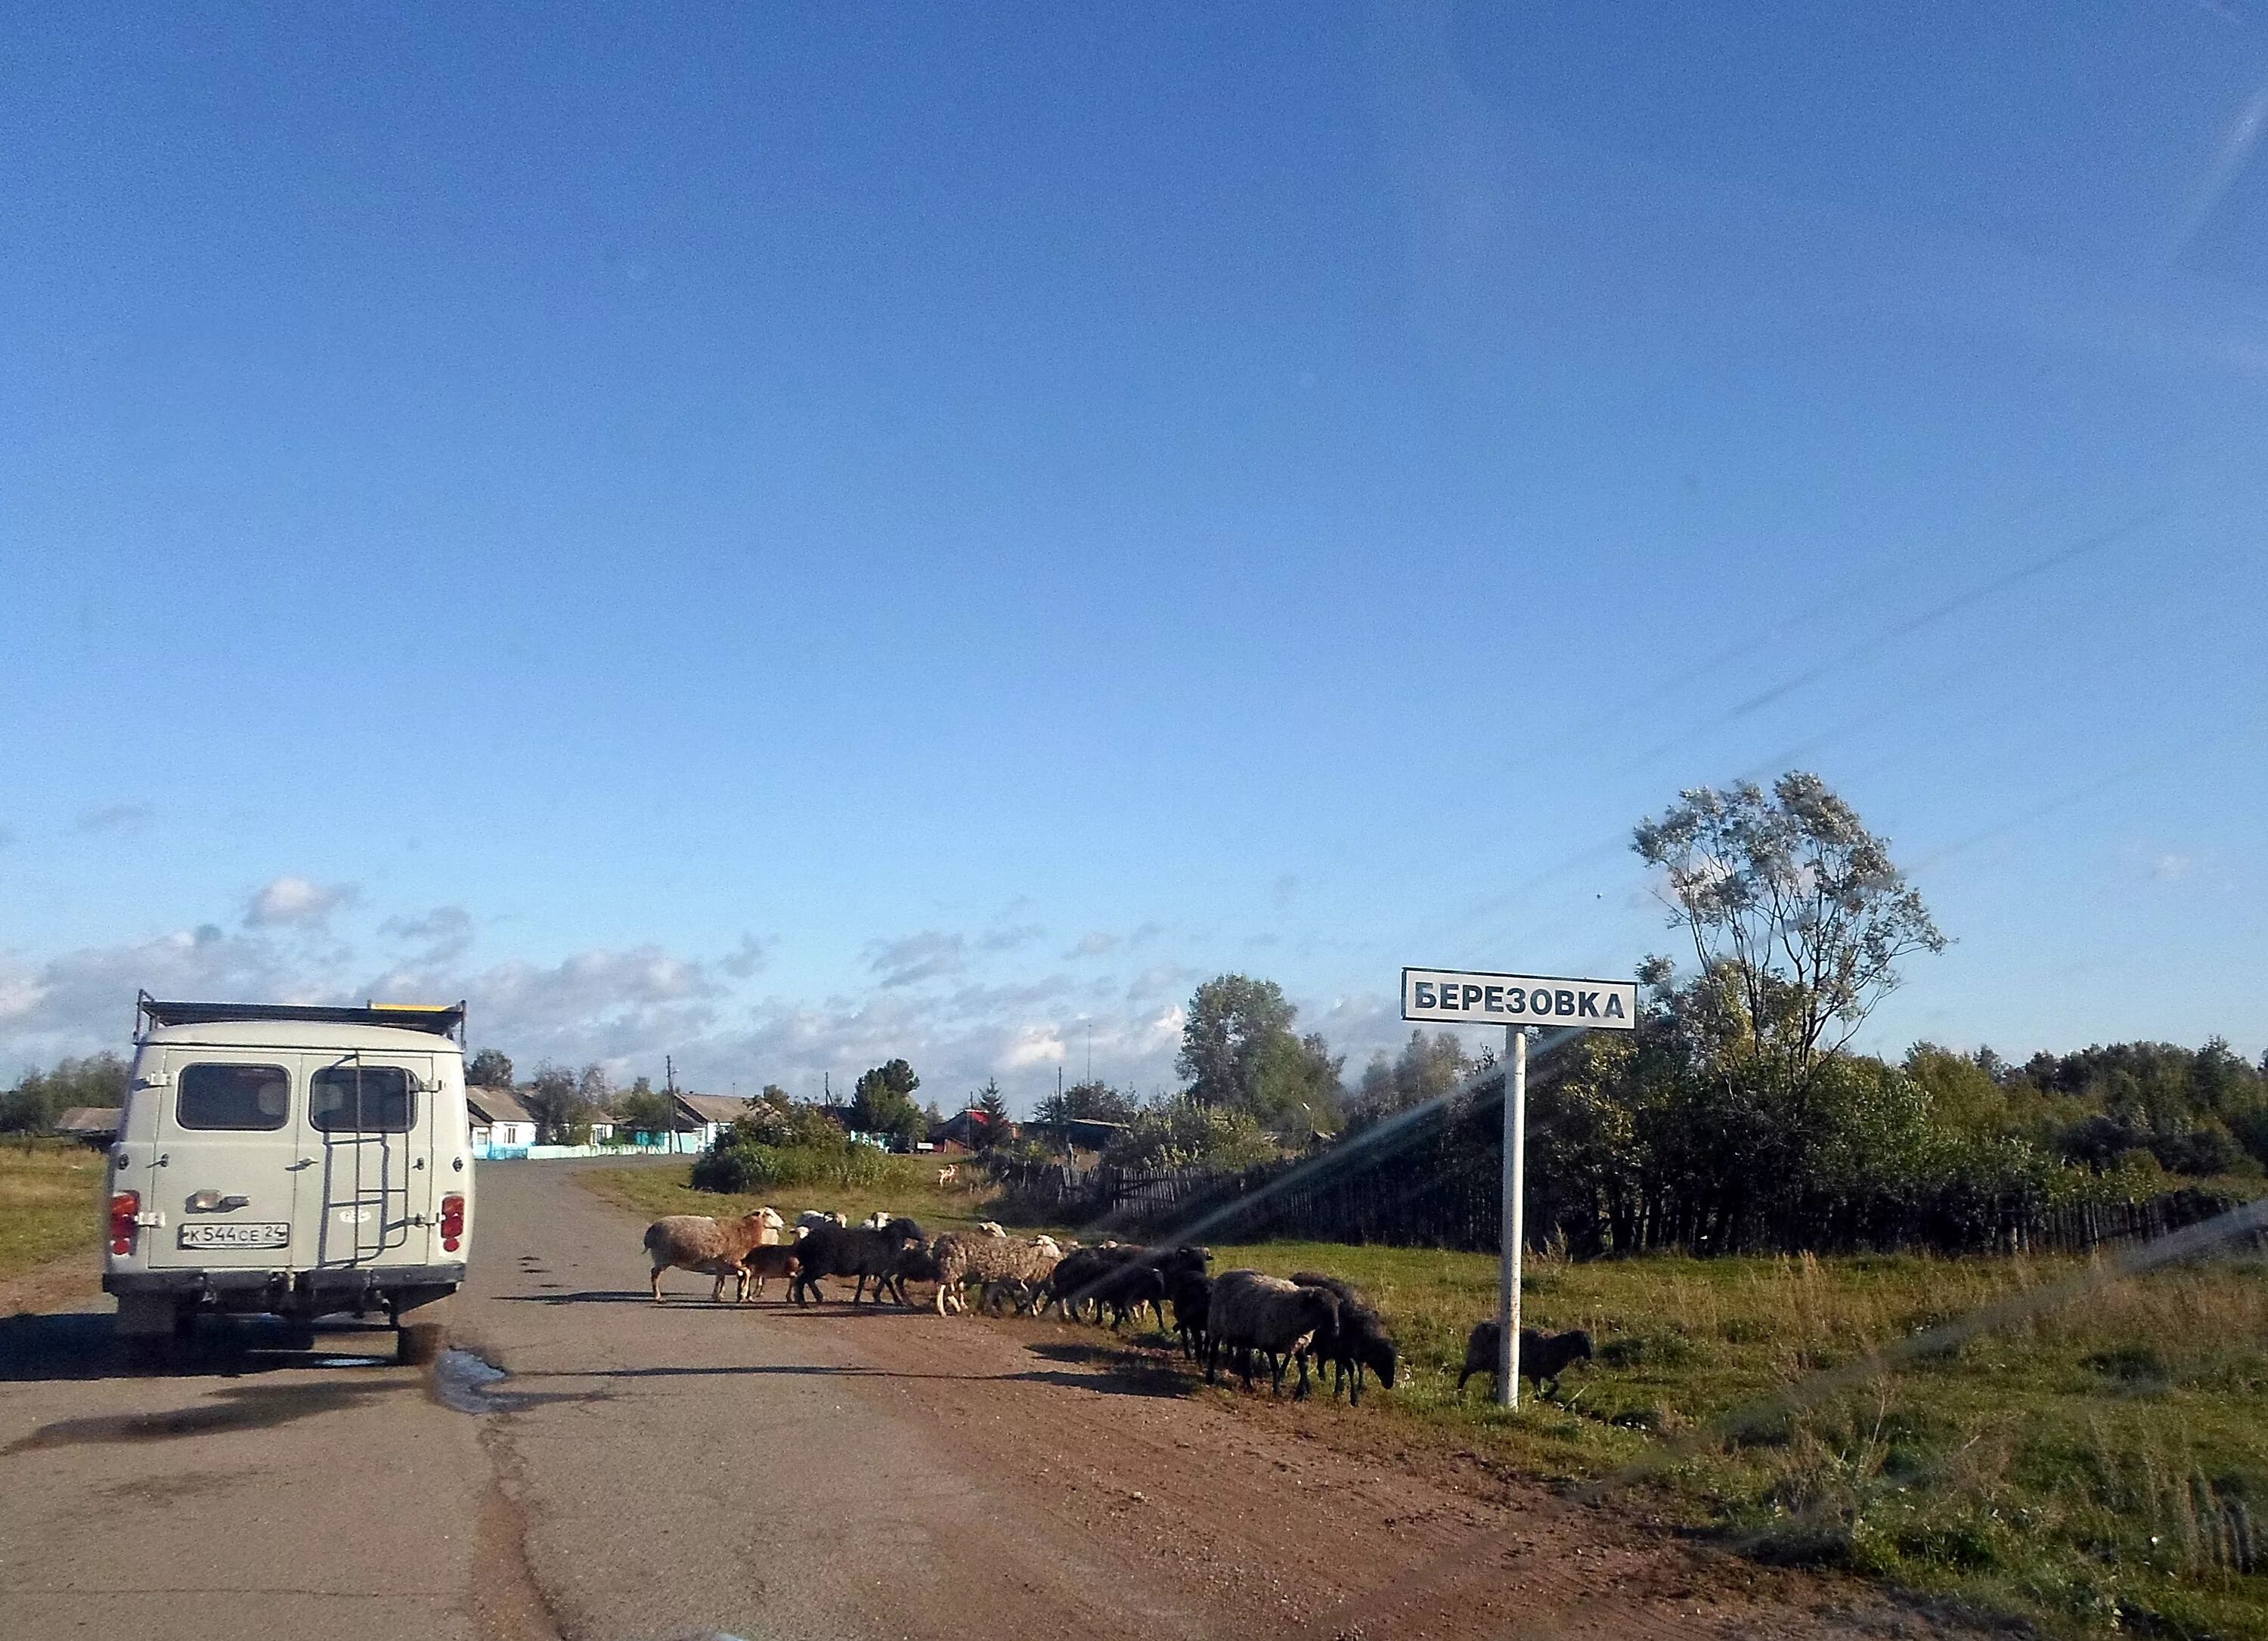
[1498,1024,1526,1407]
[1401,966,1635,1410]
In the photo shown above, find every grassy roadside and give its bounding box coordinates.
[577,1161,2268,1638]
[0,1139,105,1282]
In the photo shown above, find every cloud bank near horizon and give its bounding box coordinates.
[0,876,1409,1115]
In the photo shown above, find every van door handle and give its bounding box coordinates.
[287,1158,317,1171]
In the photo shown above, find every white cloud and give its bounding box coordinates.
[1002,1025,1068,1071]
[977,923,1045,953]
[246,875,358,928]
[1067,930,1120,958]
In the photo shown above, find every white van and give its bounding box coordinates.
[104,994,476,1364]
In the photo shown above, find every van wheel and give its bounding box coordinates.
[396,1322,445,1366]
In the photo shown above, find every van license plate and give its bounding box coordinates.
[178,1222,290,1249]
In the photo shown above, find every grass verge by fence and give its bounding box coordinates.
[581,1160,2268,1638]
[0,1139,105,1283]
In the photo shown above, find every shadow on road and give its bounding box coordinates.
[0,1311,401,1386]
[497,1290,943,1317]
[500,1348,1192,1400]
[3,1376,408,1453]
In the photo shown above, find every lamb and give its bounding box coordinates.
[795,1209,847,1240]
[860,1210,893,1231]
[1206,1270,1340,1398]
[642,1212,777,1303]
[789,1216,928,1305]
[1290,1272,1399,1406]
[730,1242,803,1302]
[1457,1323,1594,1398]
[930,1230,1060,1314]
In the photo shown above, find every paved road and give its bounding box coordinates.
[1,1163,1926,1641]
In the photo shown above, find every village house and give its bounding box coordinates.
[466,1085,538,1155]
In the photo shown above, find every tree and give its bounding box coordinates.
[614,1075,675,1138]
[466,1048,514,1089]
[1634,771,1947,1101]
[1349,1030,1472,1127]
[1,1052,130,1133]
[1038,1078,1139,1127]
[973,1077,1011,1146]
[522,1061,596,1144]
[851,1058,924,1150]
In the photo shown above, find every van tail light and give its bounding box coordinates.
[110,1191,140,1256]
[440,1194,465,1253]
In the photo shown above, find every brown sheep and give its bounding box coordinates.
[643,1212,776,1303]
[731,1243,803,1302]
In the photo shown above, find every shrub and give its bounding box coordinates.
[1104,1098,1278,1172]
[690,1124,889,1195]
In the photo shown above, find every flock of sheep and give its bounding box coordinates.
[640,1206,1594,1405]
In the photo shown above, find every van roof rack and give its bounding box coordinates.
[137,991,467,1042]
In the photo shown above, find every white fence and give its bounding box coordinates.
[474,1134,705,1162]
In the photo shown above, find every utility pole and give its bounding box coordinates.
[665,1055,676,1098]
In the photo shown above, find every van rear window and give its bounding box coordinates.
[309,1065,415,1133]
[176,1064,291,1131]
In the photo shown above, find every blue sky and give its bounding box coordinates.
[5,3,2263,1105]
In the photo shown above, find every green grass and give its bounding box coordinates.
[577,1153,1024,1241]
[0,1138,106,1281]
[581,1162,2268,1638]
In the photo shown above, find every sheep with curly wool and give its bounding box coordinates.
[930,1231,1061,1314]
[1207,1270,1340,1398]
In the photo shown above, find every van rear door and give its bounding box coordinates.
[144,1050,305,1270]
[305,1052,435,1268]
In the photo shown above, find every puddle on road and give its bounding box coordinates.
[429,1348,607,1415]
[430,1348,509,1413]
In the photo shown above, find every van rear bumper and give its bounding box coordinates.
[106,1264,467,1307]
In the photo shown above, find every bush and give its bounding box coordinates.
[1104,1098,1278,1172]
[690,1129,889,1196]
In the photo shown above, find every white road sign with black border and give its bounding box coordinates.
[1401,967,1637,1029]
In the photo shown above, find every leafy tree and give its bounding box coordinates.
[1634,772,1947,1104]
[466,1048,514,1089]
[1350,1030,1472,1126]
[1176,974,1344,1125]
[1,1052,130,1133]
[1038,1078,1139,1128]
[851,1058,924,1150]
[1179,974,1296,1107]
[1104,1095,1278,1172]
[522,1061,596,1144]
[613,1075,675,1137]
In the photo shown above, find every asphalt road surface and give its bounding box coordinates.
[0,1163,1943,1641]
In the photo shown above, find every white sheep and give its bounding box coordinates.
[977,1221,1007,1237]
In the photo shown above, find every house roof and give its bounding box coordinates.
[54,1107,121,1135]
[672,1093,749,1127]
[465,1085,534,1125]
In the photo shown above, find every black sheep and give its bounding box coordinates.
[789,1217,928,1305]
[1167,1271,1212,1361]
[1456,1322,1594,1398]
[1290,1271,1399,1405]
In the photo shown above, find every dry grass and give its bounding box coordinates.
[0,1138,106,1281]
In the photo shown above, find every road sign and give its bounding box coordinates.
[1400,967,1637,1030]
[1402,963,1636,1410]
